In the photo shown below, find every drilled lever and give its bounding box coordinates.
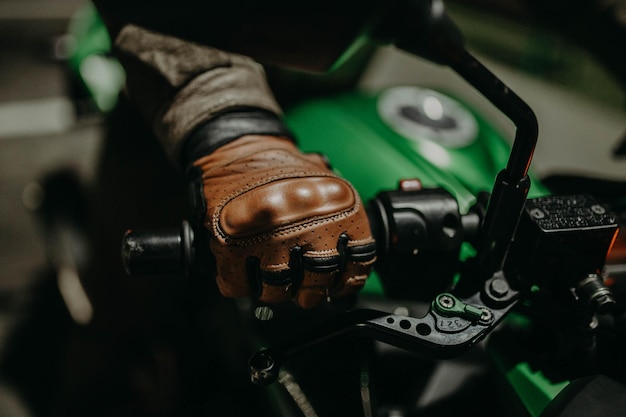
[249,287,519,386]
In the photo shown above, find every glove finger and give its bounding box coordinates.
[256,262,294,305]
[294,236,377,307]
[213,229,376,306]
[255,245,337,307]
[216,247,375,307]
[330,261,372,297]
[292,258,373,308]
[293,270,334,308]
[211,240,252,298]
[214,246,294,303]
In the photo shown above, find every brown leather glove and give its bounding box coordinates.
[188,114,376,308]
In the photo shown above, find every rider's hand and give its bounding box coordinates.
[187,111,376,308]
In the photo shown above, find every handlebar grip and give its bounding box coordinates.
[122,220,197,276]
[120,189,471,281]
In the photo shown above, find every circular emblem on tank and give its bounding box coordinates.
[377,86,478,148]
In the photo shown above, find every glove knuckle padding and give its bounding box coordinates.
[194,135,376,307]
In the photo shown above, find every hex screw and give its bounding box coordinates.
[438,294,455,309]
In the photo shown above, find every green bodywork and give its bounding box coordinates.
[285,88,549,298]
[66,4,125,113]
[285,88,549,206]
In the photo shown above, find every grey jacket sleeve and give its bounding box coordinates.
[113,24,283,161]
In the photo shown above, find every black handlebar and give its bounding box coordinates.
[120,193,618,386]
[122,221,196,277]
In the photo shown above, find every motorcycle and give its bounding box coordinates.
[9,0,626,416]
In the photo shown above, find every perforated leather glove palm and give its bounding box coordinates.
[187,112,376,308]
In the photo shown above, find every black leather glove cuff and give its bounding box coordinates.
[181,109,296,168]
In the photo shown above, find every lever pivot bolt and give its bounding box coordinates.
[438,294,455,309]
[489,278,510,298]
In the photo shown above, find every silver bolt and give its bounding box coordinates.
[591,204,606,215]
[530,208,545,219]
[438,295,455,309]
[489,279,509,298]
[254,306,274,321]
[480,308,493,323]
[393,306,410,316]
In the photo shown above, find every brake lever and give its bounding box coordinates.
[249,276,520,386]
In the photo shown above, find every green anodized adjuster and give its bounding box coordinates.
[433,293,492,324]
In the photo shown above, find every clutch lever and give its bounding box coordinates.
[249,275,520,386]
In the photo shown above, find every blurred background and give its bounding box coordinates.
[0,0,93,291]
[0,1,101,414]
[0,0,624,415]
